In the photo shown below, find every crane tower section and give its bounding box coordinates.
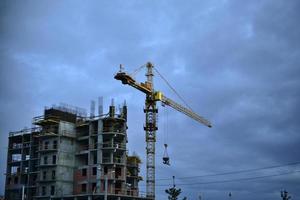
[144,63,157,198]
[144,96,157,198]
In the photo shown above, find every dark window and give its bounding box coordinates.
[92,183,96,192]
[81,184,87,192]
[44,156,48,164]
[82,168,87,176]
[24,176,28,183]
[7,177,11,184]
[52,170,56,180]
[52,155,56,164]
[14,177,18,184]
[51,185,55,195]
[44,141,49,149]
[93,154,97,164]
[92,167,97,175]
[33,175,37,181]
[43,171,47,180]
[42,186,46,195]
[116,167,122,178]
[53,140,57,149]
[104,166,108,174]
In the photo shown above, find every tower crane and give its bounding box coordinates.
[114,62,212,199]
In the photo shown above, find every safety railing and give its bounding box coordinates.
[9,127,41,137]
[102,157,125,164]
[32,114,60,124]
[102,142,126,149]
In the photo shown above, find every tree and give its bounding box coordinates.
[165,186,187,200]
[165,176,187,200]
[281,190,291,200]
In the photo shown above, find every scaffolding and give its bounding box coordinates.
[5,102,148,200]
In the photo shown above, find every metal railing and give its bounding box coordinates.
[32,114,60,124]
[102,142,126,149]
[9,127,41,137]
[102,157,125,164]
[76,142,126,152]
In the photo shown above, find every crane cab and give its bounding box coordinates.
[154,91,163,101]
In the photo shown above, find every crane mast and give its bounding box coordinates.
[114,62,212,199]
[144,63,156,198]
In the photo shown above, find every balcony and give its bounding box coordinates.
[37,131,58,138]
[38,178,56,183]
[38,146,58,152]
[102,142,126,150]
[9,127,41,137]
[102,157,125,165]
[76,146,90,155]
[11,143,23,149]
[38,163,57,168]
[94,187,139,196]
[5,184,24,190]
[76,144,98,154]
[102,130,126,135]
[77,135,89,141]
[32,115,60,125]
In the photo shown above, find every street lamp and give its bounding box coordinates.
[21,185,25,200]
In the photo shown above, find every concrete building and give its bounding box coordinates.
[5,102,148,200]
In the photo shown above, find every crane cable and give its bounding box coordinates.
[163,104,169,144]
[155,161,300,181]
[129,63,193,113]
[153,67,193,111]
[138,169,300,188]
[154,170,300,187]
[130,63,147,77]
[162,105,170,165]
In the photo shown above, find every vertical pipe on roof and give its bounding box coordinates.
[109,99,115,118]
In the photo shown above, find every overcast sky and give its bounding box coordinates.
[0,0,300,199]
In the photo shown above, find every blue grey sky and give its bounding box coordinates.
[1,0,300,199]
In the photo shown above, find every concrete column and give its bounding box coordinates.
[97,119,103,193]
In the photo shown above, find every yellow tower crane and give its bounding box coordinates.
[114,62,212,199]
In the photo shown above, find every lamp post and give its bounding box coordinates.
[21,185,25,200]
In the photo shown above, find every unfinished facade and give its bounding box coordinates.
[5,102,148,200]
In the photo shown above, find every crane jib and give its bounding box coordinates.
[162,96,212,128]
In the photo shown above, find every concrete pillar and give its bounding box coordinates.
[97,119,103,193]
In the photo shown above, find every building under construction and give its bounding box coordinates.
[5,101,149,200]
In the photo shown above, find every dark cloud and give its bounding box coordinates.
[1,0,299,199]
